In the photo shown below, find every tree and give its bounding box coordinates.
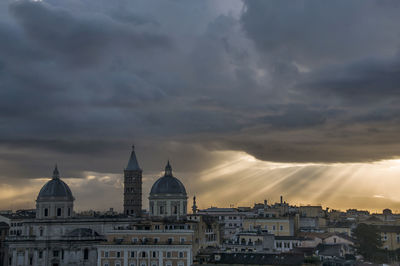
[352,223,384,262]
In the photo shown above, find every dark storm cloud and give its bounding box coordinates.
[2,0,400,202]
[258,105,329,129]
[300,56,400,105]
[241,0,400,67]
[9,1,170,67]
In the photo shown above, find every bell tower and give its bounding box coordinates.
[124,145,142,216]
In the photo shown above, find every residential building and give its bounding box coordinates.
[243,217,295,236]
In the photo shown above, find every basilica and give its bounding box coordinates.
[3,146,220,266]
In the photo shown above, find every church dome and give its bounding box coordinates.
[150,161,187,195]
[37,166,74,202]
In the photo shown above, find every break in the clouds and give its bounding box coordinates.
[1,0,400,210]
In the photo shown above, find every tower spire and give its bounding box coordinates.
[124,145,143,217]
[126,144,141,171]
[52,164,60,179]
[192,195,198,214]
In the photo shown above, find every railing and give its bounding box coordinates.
[111,238,190,245]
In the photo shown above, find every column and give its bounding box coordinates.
[33,250,38,266]
[158,250,162,266]
[12,250,16,266]
[24,249,28,265]
[97,249,101,266]
[166,201,171,216]
[186,247,191,266]
[124,248,128,266]
[147,248,150,266]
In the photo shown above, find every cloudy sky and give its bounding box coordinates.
[1,0,400,213]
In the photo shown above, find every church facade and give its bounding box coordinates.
[4,146,220,266]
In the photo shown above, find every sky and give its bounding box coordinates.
[1,0,400,212]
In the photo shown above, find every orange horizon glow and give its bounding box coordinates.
[2,150,400,214]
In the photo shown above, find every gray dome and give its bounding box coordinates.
[150,161,187,195]
[37,166,74,201]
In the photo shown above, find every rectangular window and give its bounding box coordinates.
[53,250,59,257]
[57,208,62,216]
[167,252,171,258]
[280,225,283,231]
[84,249,89,260]
[152,251,157,258]
[131,251,135,258]
[117,251,121,258]
[180,238,185,244]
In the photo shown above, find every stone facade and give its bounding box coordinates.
[98,225,193,266]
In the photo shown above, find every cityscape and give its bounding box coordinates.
[2,0,400,265]
[0,147,399,266]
